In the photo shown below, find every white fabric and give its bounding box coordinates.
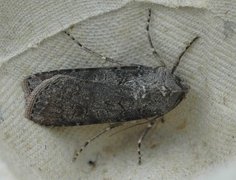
[0,0,236,179]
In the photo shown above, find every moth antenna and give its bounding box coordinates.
[64,30,122,65]
[146,8,165,66]
[171,36,199,74]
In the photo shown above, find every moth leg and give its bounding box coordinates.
[138,119,155,165]
[73,123,122,161]
[146,8,165,67]
[64,31,123,65]
[171,36,199,74]
[137,116,163,165]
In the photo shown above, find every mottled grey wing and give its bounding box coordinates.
[22,66,153,98]
[25,74,163,126]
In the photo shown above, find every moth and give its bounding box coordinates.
[22,8,198,164]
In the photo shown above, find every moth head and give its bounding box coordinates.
[157,67,189,99]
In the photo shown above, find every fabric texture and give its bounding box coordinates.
[0,0,236,179]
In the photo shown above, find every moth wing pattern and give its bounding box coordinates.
[22,66,148,98]
[25,74,144,126]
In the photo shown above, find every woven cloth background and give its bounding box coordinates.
[0,0,236,179]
